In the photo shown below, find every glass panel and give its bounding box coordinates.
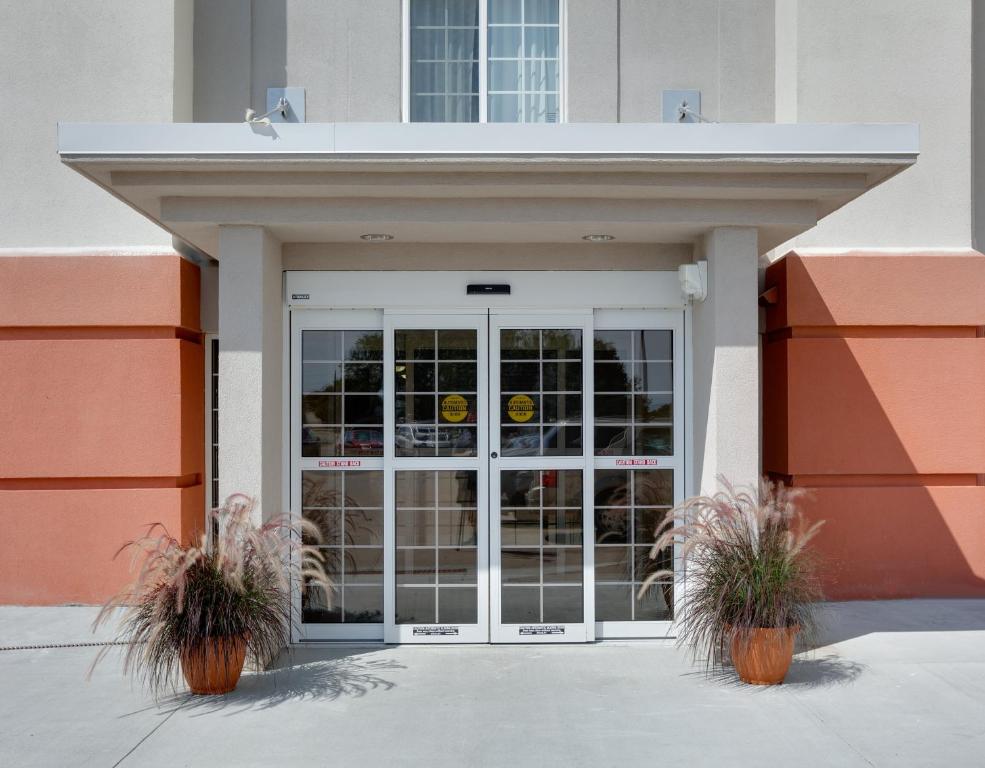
[636,582,673,621]
[487,0,560,123]
[542,586,582,622]
[447,28,479,61]
[396,470,479,625]
[489,0,522,24]
[499,329,582,458]
[396,329,478,457]
[524,0,559,24]
[525,93,559,123]
[447,0,480,26]
[488,25,522,58]
[592,468,674,622]
[396,587,436,624]
[302,470,384,625]
[410,0,479,123]
[489,93,521,122]
[524,58,558,92]
[439,587,478,623]
[594,329,674,457]
[501,586,539,623]
[411,0,444,26]
[302,363,342,393]
[523,26,558,58]
[499,469,583,624]
[301,330,383,457]
[489,59,521,90]
[302,395,341,425]
[344,363,382,393]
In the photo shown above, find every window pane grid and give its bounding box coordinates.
[302,330,384,458]
[593,468,673,622]
[410,0,480,122]
[500,329,582,457]
[395,329,479,457]
[594,330,674,457]
[487,1,559,123]
[500,469,583,623]
[396,470,479,625]
[302,470,384,625]
[410,0,560,123]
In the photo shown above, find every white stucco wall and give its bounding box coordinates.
[619,0,775,123]
[0,0,190,248]
[779,0,974,250]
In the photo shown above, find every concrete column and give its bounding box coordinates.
[217,226,283,521]
[691,227,761,493]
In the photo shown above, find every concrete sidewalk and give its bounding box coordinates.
[1,600,983,767]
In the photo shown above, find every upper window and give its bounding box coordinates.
[407,0,561,123]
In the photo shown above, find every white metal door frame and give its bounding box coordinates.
[592,309,685,639]
[287,271,689,644]
[383,311,490,644]
[291,309,386,643]
[489,310,595,643]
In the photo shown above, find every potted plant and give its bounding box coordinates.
[92,494,331,695]
[641,478,823,685]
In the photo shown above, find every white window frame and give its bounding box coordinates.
[592,309,685,640]
[291,309,387,642]
[401,0,567,124]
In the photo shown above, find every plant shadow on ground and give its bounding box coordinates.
[139,646,403,716]
[683,653,866,690]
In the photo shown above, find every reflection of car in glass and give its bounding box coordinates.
[501,422,583,457]
[596,427,672,456]
[395,424,451,454]
[344,428,383,455]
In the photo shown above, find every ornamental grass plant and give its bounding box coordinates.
[640,477,824,669]
[92,494,331,694]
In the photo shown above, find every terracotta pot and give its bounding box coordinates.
[180,636,248,695]
[730,626,798,685]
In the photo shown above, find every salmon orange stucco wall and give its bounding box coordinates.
[0,254,204,605]
[763,252,985,599]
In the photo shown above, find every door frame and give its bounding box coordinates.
[592,309,685,639]
[290,308,386,642]
[489,310,595,643]
[285,271,690,644]
[383,311,491,644]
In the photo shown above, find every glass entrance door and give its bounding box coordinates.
[292,303,681,645]
[383,314,490,643]
[489,314,594,643]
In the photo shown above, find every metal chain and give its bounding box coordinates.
[0,640,141,652]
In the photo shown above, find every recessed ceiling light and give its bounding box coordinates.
[582,234,615,242]
[360,233,394,241]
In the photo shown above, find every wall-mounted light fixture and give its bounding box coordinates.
[678,261,708,302]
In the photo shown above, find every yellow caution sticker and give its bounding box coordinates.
[440,394,469,423]
[506,394,535,423]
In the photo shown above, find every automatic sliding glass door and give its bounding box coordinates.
[489,313,594,643]
[383,314,489,643]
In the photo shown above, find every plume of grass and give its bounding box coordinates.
[91,494,331,695]
[639,476,824,669]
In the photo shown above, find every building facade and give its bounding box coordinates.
[1,0,983,643]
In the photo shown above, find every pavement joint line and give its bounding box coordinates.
[787,687,876,767]
[112,697,188,768]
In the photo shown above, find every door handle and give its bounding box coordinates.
[490,451,498,459]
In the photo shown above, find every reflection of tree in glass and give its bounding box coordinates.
[634,470,673,507]
[593,340,633,389]
[501,329,540,359]
[346,331,384,362]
